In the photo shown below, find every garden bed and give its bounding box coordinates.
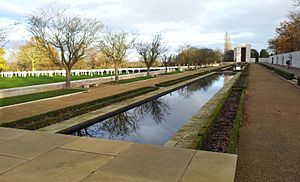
[197,64,248,153]
[0,86,158,130]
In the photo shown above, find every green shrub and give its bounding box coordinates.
[274,68,294,80]
[0,86,158,130]
[156,70,210,87]
[156,65,228,87]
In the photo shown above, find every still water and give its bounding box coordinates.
[70,73,233,145]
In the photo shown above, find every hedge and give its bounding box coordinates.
[0,86,158,130]
[156,66,228,87]
[155,70,211,87]
[260,63,295,80]
[273,68,295,80]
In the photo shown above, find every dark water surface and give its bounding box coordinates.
[70,74,233,145]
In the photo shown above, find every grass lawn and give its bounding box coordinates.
[115,76,154,84]
[0,74,114,89]
[0,89,84,107]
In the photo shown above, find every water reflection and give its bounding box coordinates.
[176,74,219,99]
[74,98,170,140]
[71,74,233,145]
[135,99,171,124]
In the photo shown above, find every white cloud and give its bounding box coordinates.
[0,0,295,60]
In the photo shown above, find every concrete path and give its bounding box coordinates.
[0,127,237,182]
[235,64,300,182]
[0,68,213,124]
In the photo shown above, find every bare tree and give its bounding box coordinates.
[27,7,103,87]
[161,54,173,73]
[135,33,167,77]
[0,23,17,48]
[98,31,135,81]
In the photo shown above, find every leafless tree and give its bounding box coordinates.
[27,7,103,87]
[161,54,173,73]
[0,23,17,48]
[98,31,135,81]
[135,33,167,77]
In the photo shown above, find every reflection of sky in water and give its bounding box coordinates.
[71,74,233,145]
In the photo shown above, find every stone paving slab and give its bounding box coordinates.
[61,137,132,156]
[0,127,31,141]
[0,131,76,160]
[0,156,27,175]
[181,151,237,182]
[82,171,155,182]
[0,127,237,181]
[97,143,196,182]
[0,149,113,182]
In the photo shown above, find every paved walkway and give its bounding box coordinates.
[235,64,300,182]
[0,127,237,182]
[264,63,300,78]
[0,68,216,124]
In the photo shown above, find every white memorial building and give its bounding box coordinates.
[234,44,254,63]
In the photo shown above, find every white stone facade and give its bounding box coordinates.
[234,44,253,63]
[266,51,300,69]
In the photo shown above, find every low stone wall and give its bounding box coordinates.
[0,70,164,98]
[164,72,241,149]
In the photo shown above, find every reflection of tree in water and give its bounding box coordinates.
[73,98,171,138]
[177,74,221,99]
[134,98,171,124]
[74,112,140,140]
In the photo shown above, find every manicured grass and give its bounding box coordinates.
[0,74,114,89]
[0,89,85,107]
[116,76,154,84]
[160,70,181,75]
[0,86,158,130]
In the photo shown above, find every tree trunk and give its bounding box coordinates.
[147,66,150,77]
[31,59,35,71]
[165,66,168,74]
[187,63,190,70]
[66,68,71,88]
[114,64,119,82]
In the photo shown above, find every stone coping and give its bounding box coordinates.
[164,72,241,149]
[0,127,237,182]
[39,72,218,134]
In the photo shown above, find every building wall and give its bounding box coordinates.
[234,44,252,63]
[267,51,300,68]
[258,58,269,63]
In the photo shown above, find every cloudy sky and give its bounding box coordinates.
[0,0,294,60]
